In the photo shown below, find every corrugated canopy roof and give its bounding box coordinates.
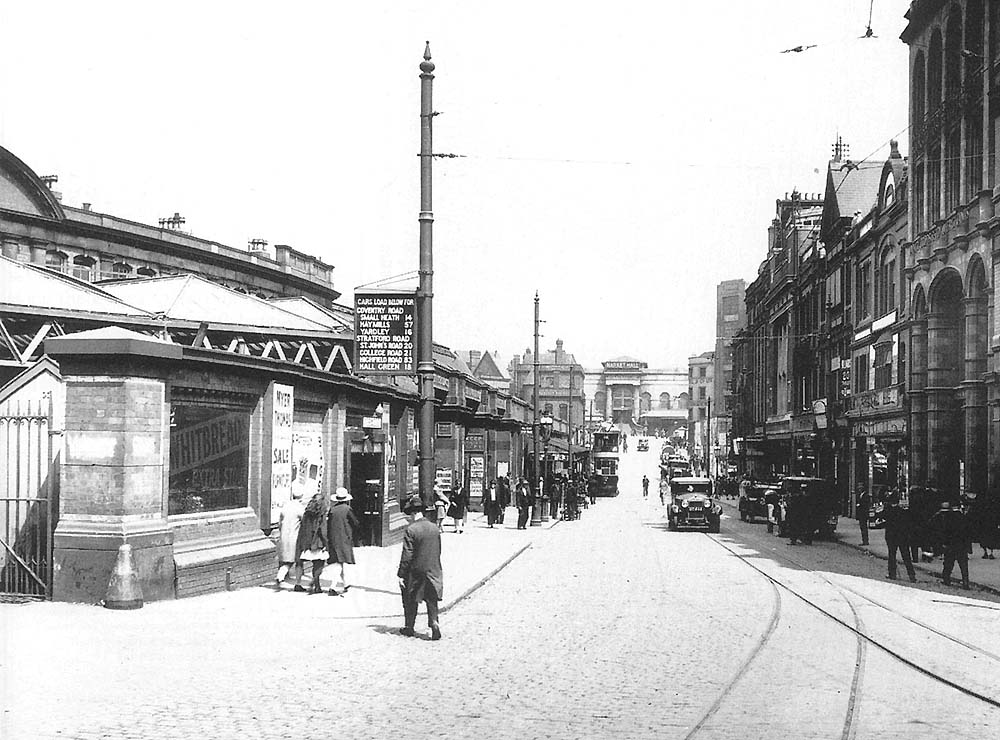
[269,296,353,333]
[102,275,331,333]
[0,255,149,317]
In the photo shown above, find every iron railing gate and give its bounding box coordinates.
[0,398,58,598]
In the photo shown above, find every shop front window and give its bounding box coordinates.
[169,404,250,515]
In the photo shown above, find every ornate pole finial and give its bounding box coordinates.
[421,41,435,74]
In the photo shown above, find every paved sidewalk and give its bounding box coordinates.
[718,497,1000,595]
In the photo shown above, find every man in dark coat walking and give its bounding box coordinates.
[930,500,972,589]
[327,487,359,596]
[883,490,916,582]
[398,494,443,639]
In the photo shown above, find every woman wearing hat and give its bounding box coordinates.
[327,487,359,596]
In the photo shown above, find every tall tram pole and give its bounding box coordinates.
[531,292,542,526]
[417,43,436,507]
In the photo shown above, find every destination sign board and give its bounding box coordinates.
[355,291,416,375]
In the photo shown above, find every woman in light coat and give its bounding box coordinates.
[276,491,305,590]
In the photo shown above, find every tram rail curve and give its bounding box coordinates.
[705,531,1000,713]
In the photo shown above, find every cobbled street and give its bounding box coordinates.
[4,445,1000,739]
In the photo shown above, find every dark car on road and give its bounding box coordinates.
[738,483,780,523]
[777,477,839,540]
[667,477,722,533]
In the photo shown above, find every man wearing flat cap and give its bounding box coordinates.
[397,494,444,640]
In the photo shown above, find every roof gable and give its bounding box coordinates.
[0,145,65,219]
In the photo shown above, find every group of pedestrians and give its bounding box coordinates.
[878,486,1000,589]
[276,487,358,596]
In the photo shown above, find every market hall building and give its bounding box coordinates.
[0,145,530,603]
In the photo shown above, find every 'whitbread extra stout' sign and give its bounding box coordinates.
[355,291,416,375]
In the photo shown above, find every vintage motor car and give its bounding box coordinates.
[738,483,780,523]
[776,476,839,540]
[667,476,721,533]
[637,438,649,452]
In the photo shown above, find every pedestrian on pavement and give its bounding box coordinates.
[642,474,649,499]
[764,486,781,535]
[968,494,999,559]
[589,473,598,506]
[434,486,451,533]
[448,482,468,534]
[930,500,972,589]
[397,494,443,640]
[515,478,530,529]
[275,490,305,590]
[884,490,917,583]
[856,484,871,546]
[326,487,359,596]
[295,491,329,594]
[784,491,812,546]
[483,479,501,528]
[548,476,560,520]
[498,476,510,524]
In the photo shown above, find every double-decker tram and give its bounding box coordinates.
[591,428,621,497]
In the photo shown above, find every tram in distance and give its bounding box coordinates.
[590,428,621,497]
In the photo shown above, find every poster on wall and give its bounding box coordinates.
[469,455,485,499]
[291,432,324,501]
[434,468,453,496]
[270,383,294,524]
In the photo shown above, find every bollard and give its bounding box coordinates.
[103,543,144,610]
[225,567,233,591]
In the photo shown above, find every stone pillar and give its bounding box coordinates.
[964,296,989,496]
[53,375,175,603]
[909,317,928,484]
[925,312,960,490]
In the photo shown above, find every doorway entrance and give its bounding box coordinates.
[349,451,384,546]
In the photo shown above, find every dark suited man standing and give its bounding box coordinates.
[398,494,443,640]
[856,484,871,546]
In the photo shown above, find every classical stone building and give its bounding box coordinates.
[582,357,688,435]
[902,0,994,498]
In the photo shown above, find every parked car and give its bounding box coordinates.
[738,483,780,523]
[637,438,649,452]
[667,477,722,533]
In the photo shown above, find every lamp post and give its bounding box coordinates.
[417,43,437,508]
[531,292,542,526]
[538,412,554,524]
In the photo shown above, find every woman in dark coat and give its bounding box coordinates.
[447,483,468,534]
[326,487,359,595]
[295,492,329,594]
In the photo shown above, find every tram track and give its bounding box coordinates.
[705,530,1000,713]
[680,578,783,739]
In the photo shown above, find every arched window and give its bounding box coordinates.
[944,12,963,212]
[136,266,157,277]
[112,262,132,278]
[877,241,898,317]
[640,392,652,412]
[965,0,985,197]
[45,250,68,273]
[659,392,671,409]
[912,50,927,231]
[72,254,96,281]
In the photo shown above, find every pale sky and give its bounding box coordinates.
[0,1,909,370]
